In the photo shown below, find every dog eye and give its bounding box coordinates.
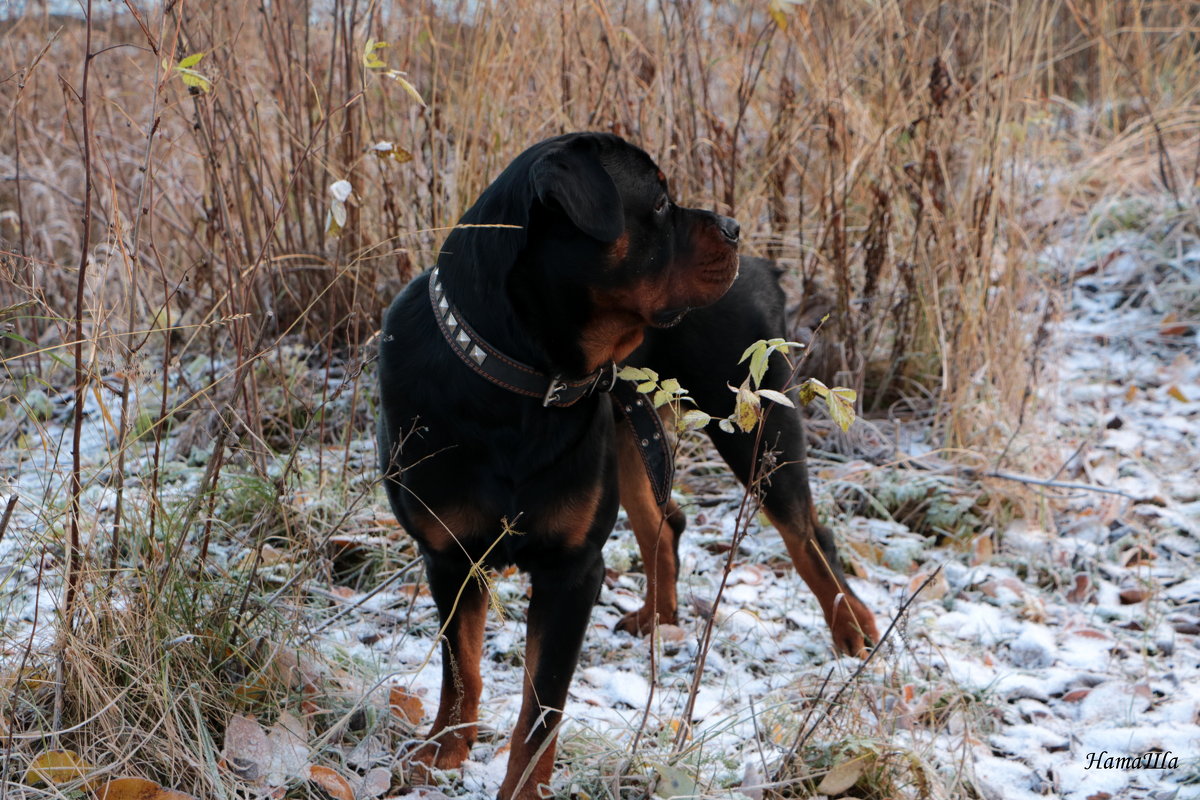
[654,194,669,215]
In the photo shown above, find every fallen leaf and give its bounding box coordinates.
[653,763,697,798]
[389,686,423,725]
[1071,628,1111,640]
[1119,587,1148,604]
[24,750,91,786]
[222,712,311,786]
[739,760,764,800]
[908,568,947,600]
[970,533,994,565]
[305,765,354,800]
[1120,545,1156,567]
[94,777,198,799]
[816,754,870,795]
[1066,573,1094,604]
[358,767,393,798]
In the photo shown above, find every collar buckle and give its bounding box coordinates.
[590,361,618,395]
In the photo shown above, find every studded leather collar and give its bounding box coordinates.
[429,266,618,407]
[427,265,675,505]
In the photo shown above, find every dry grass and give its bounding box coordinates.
[1,0,1199,797]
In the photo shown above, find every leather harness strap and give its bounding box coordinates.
[428,266,675,505]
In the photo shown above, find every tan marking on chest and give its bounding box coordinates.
[410,504,489,553]
[537,482,604,549]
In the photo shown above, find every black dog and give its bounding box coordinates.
[378,133,740,799]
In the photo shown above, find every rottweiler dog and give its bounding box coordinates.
[378,132,740,799]
[378,132,876,799]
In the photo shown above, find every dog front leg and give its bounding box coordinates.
[498,554,604,800]
[411,553,489,774]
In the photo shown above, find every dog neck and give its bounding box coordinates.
[429,266,617,407]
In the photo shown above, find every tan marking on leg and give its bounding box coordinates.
[410,579,488,773]
[615,422,678,634]
[766,508,879,657]
[498,628,557,800]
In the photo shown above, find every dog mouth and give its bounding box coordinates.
[701,252,740,283]
[651,307,692,328]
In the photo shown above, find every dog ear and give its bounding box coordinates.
[530,147,624,243]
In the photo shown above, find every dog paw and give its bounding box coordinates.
[614,606,674,636]
[829,596,880,658]
[408,733,472,774]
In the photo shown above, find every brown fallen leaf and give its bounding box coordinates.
[1066,573,1094,604]
[222,712,311,786]
[909,568,948,600]
[1120,545,1156,567]
[389,686,424,725]
[1119,587,1148,604]
[970,532,994,565]
[24,750,91,786]
[305,765,354,800]
[94,776,198,799]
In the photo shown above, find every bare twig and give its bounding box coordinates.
[57,0,96,737]
[975,469,1161,504]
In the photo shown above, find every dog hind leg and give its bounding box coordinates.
[709,406,879,656]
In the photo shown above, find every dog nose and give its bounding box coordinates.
[717,215,740,244]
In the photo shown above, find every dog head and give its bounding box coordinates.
[442,132,740,376]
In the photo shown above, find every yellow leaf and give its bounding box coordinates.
[831,386,857,403]
[677,409,711,433]
[768,0,808,30]
[1167,385,1189,402]
[163,53,212,93]
[305,765,354,800]
[827,386,857,432]
[734,383,761,433]
[177,69,212,93]
[617,366,653,381]
[653,764,697,798]
[24,750,91,786]
[363,39,388,69]
[177,51,205,69]
[798,377,828,406]
[95,777,198,799]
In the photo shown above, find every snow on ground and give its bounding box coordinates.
[2,203,1198,798]
[319,204,1199,798]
